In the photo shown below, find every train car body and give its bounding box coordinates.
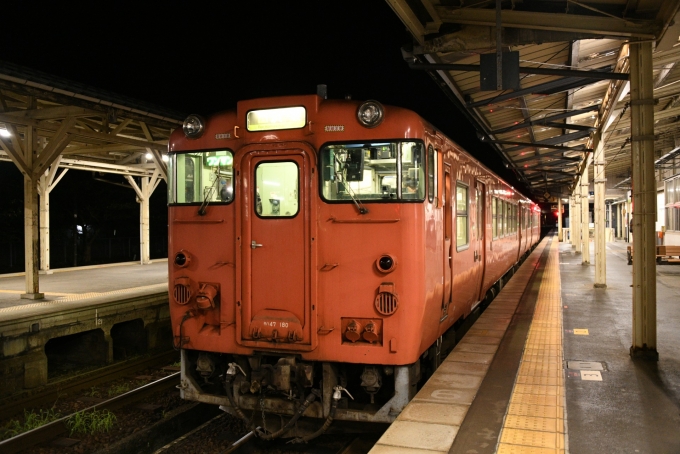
[167,93,540,431]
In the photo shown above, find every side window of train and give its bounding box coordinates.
[169,150,234,204]
[254,161,299,217]
[428,145,436,203]
[476,187,482,240]
[456,183,468,248]
[492,197,498,239]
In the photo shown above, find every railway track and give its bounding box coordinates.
[0,371,180,454]
[149,410,383,454]
[0,349,179,422]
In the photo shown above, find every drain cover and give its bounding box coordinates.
[567,360,604,370]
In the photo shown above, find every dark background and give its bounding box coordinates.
[0,0,516,271]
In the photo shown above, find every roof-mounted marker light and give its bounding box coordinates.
[356,100,384,128]
[183,114,205,138]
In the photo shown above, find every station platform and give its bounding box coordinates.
[371,235,680,454]
[0,260,170,394]
[0,260,168,311]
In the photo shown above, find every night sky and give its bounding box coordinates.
[0,1,521,268]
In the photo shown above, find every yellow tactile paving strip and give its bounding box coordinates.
[497,236,566,454]
[370,237,551,454]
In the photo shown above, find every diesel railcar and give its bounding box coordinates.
[167,90,540,438]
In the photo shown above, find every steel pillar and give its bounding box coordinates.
[593,135,606,287]
[573,188,582,253]
[581,160,590,264]
[558,198,563,241]
[629,41,657,360]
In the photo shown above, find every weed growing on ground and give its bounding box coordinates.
[88,387,102,398]
[0,408,61,440]
[67,409,117,435]
[107,383,130,397]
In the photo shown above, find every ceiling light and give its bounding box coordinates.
[145,152,153,160]
[0,128,10,138]
[162,155,170,162]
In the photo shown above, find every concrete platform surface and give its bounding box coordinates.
[561,240,680,454]
[372,235,680,454]
[0,260,168,310]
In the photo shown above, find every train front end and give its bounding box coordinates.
[167,93,433,432]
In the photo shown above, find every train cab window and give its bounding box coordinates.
[320,141,424,202]
[255,161,299,217]
[456,184,469,248]
[168,150,234,204]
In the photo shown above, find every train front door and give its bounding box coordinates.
[239,149,313,348]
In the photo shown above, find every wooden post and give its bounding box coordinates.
[594,134,606,287]
[629,41,657,360]
[581,158,590,264]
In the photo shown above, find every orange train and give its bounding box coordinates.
[167,88,540,437]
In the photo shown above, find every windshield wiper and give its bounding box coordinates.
[334,155,368,215]
[198,166,221,216]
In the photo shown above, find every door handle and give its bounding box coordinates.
[251,240,263,249]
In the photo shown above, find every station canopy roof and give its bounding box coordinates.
[0,61,183,181]
[387,0,680,201]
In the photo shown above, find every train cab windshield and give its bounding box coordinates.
[320,141,425,202]
[168,150,234,204]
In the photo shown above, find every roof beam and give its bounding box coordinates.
[468,77,596,108]
[409,63,629,81]
[1,105,99,120]
[491,104,601,135]
[435,6,658,39]
[491,131,592,154]
[496,141,589,152]
[512,150,584,164]
[0,112,167,151]
[413,26,598,54]
[34,117,77,176]
[0,135,30,175]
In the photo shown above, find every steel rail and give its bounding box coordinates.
[0,372,180,454]
[0,349,178,421]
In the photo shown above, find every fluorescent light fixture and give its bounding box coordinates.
[145,152,153,160]
[0,128,10,137]
[247,106,306,132]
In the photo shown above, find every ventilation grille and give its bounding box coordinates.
[375,292,398,315]
[174,284,191,305]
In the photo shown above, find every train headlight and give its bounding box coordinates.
[183,114,205,138]
[376,254,396,273]
[356,100,384,128]
[174,250,191,268]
